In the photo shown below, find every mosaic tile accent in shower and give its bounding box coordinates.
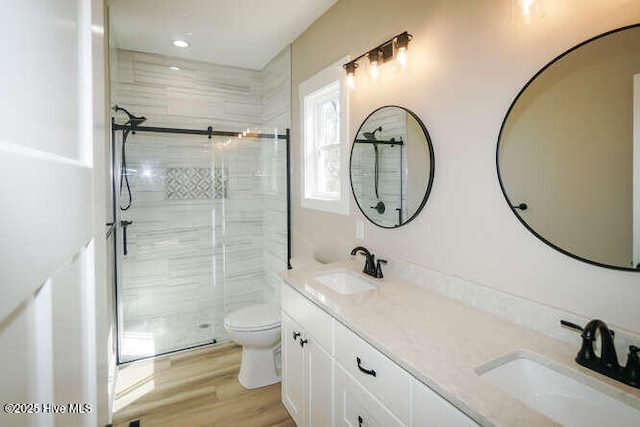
[213,168,228,199]
[166,167,214,200]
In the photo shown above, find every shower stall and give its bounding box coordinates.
[111,115,290,363]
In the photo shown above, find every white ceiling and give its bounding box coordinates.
[108,0,338,70]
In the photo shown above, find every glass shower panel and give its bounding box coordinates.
[209,134,289,336]
[116,130,287,363]
[117,131,217,362]
[209,136,266,341]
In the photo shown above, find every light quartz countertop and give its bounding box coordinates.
[280,260,640,426]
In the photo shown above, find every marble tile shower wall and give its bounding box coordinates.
[112,49,289,359]
[260,47,291,303]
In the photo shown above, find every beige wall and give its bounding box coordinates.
[291,0,640,333]
[500,27,640,268]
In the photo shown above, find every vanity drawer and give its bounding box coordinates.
[334,362,405,427]
[412,378,478,426]
[334,321,411,424]
[281,282,334,354]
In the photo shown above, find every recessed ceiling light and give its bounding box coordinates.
[172,39,189,48]
[169,66,181,71]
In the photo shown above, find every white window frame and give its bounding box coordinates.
[299,56,350,215]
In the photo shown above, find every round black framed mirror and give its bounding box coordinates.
[350,106,435,228]
[497,24,640,271]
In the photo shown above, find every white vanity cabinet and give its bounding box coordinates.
[281,312,306,425]
[281,285,334,427]
[281,282,478,427]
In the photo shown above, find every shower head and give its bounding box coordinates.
[113,105,147,127]
[128,116,147,127]
[363,126,382,140]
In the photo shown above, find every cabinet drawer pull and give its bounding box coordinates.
[358,415,363,426]
[300,338,308,348]
[356,357,377,377]
[292,331,300,341]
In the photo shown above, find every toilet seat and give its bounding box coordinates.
[224,303,280,332]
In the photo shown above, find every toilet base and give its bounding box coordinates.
[237,344,281,389]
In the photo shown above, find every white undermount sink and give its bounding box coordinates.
[477,353,640,426]
[314,270,377,295]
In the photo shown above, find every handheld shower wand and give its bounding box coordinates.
[113,105,147,211]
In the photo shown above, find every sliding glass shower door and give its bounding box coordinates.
[115,129,288,363]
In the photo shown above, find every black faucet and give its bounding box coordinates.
[561,319,639,388]
[350,246,386,278]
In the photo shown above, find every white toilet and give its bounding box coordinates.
[223,303,281,389]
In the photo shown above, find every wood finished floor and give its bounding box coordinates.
[112,343,295,427]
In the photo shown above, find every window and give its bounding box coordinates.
[300,58,349,215]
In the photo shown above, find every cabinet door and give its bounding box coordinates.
[282,311,305,425]
[334,363,405,427]
[281,282,335,353]
[411,379,478,426]
[306,337,333,426]
[335,321,411,423]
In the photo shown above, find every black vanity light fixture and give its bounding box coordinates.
[343,31,413,89]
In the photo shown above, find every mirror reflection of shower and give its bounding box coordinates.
[113,105,147,211]
[351,106,433,229]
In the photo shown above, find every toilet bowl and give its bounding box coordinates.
[223,303,281,389]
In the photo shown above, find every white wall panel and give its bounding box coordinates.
[0,150,92,320]
[51,246,96,427]
[0,297,37,427]
[0,0,108,426]
[0,0,81,160]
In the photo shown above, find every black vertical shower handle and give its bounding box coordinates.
[121,220,132,256]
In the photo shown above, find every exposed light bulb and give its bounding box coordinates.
[368,50,380,80]
[344,61,358,90]
[395,32,411,69]
[397,48,407,69]
[522,0,534,25]
[169,66,180,71]
[370,62,379,80]
[142,167,152,178]
[513,0,543,25]
[347,73,355,89]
